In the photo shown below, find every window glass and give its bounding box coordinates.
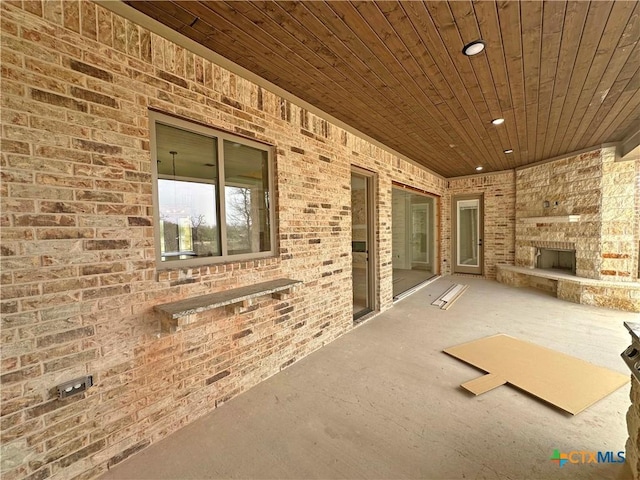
[156,123,220,262]
[224,141,271,255]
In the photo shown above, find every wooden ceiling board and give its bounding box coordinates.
[416,2,500,159]
[446,2,506,151]
[188,1,415,148]
[494,1,528,166]
[547,1,613,159]
[581,54,640,147]
[356,2,452,119]
[391,4,458,110]
[584,65,640,146]
[367,3,472,159]
[303,2,452,153]
[535,1,566,162]
[314,1,484,173]
[383,3,500,169]
[258,1,455,164]
[520,0,543,168]
[424,1,509,170]
[470,0,520,170]
[541,1,590,161]
[596,89,640,144]
[560,1,637,153]
[400,1,500,172]
[191,2,370,107]
[319,1,474,167]
[125,0,640,178]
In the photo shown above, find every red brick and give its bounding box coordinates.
[14,214,76,227]
[30,89,86,111]
[1,364,42,384]
[39,202,95,214]
[43,348,98,373]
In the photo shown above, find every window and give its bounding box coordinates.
[150,112,274,268]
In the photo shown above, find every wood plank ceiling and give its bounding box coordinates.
[125,1,640,178]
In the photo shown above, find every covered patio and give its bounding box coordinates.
[100,276,635,480]
[1,2,638,480]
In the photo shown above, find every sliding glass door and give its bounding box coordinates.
[391,187,438,299]
[351,170,375,320]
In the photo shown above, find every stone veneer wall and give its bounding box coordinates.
[515,147,639,282]
[627,377,640,479]
[0,3,447,480]
[445,171,516,278]
[631,156,640,281]
[601,147,639,282]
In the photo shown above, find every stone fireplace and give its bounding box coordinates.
[497,146,640,312]
[514,147,638,282]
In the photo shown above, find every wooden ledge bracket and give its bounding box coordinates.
[155,278,302,333]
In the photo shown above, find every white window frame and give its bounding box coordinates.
[150,111,276,270]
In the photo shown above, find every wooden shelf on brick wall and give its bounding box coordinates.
[155,278,302,333]
[520,215,581,223]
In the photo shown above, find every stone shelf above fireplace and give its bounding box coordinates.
[520,215,581,223]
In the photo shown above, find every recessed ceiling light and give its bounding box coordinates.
[462,40,486,56]
[491,118,505,125]
[475,166,483,171]
[504,149,514,154]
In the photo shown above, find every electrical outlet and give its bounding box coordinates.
[57,375,93,399]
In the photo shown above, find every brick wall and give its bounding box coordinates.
[0,2,447,480]
[445,171,516,278]
[515,148,639,281]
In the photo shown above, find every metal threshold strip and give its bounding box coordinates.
[393,275,441,303]
[431,283,469,310]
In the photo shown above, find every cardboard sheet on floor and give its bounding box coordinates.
[444,334,629,415]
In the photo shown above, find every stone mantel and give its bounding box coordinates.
[520,215,581,223]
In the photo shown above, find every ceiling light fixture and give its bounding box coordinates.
[475,166,483,171]
[504,149,514,154]
[462,40,486,56]
[491,118,505,125]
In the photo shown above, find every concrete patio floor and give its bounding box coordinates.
[100,276,637,480]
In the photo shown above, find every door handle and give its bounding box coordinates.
[478,239,483,247]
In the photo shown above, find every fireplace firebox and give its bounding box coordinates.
[536,248,576,275]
